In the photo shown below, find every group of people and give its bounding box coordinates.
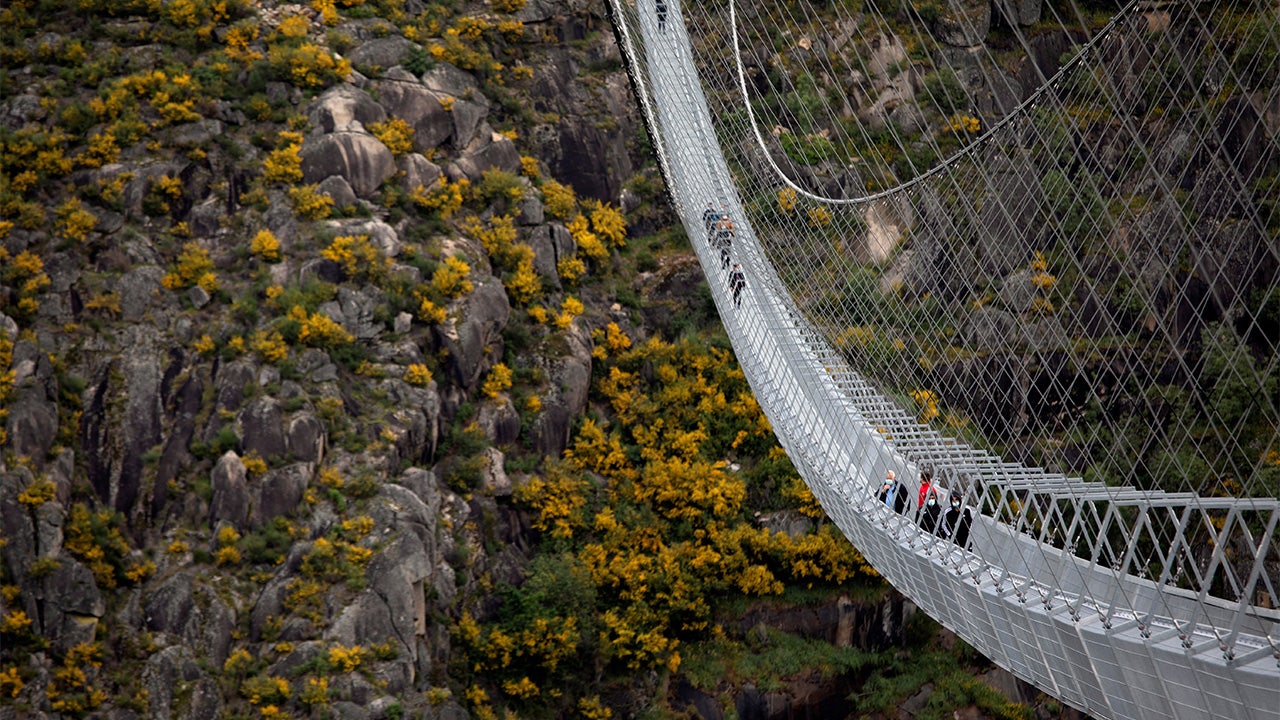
[877,469,972,548]
[703,201,746,308]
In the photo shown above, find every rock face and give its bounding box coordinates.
[79,326,164,518]
[437,278,511,392]
[209,451,249,530]
[309,83,388,133]
[300,132,397,197]
[373,78,457,149]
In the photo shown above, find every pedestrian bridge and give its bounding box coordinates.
[608,0,1280,717]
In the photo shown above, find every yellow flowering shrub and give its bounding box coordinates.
[322,234,387,281]
[556,254,586,285]
[431,256,473,298]
[291,306,353,347]
[161,242,217,292]
[591,323,632,360]
[263,133,303,183]
[301,677,329,707]
[569,214,607,262]
[404,364,433,387]
[777,186,797,213]
[268,42,352,88]
[277,13,310,40]
[369,117,415,155]
[463,213,519,266]
[411,178,469,218]
[242,452,268,476]
[505,248,541,304]
[289,184,334,220]
[417,297,447,324]
[512,463,591,539]
[0,666,24,699]
[240,675,289,706]
[79,132,119,168]
[554,295,584,329]
[541,179,576,219]
[328,644,367,673]
[193,334,217,354]
[519,155,540,179]
[481,363,512,398]
[587,200,626,248]
[250,229,281,262]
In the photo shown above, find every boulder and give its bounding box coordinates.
[209,451,249,529]
[325,217,401,259]
[80,327,164,516]
[286,412,327,464]
[447,129,522,183]
[994,0,1041,26]
[323,286,382,340]
[373,79,454,149]
[757,510,814,539]
[476,399,520,447]
[477,447,512,496]
[213,361,257,416]
[309,83,387,134]
[526,225,562,288]
[162,119,224,149]
[299,132,396,198]
[188,198,224,237]
[978,152,1040,275]
[395,467,443,519]
[931,0,991,47]
[4,386,57,467]
[251,463,312,528]
[533,322,592,457]
[348,36,417,70]
[317,175,359,209]
[116,265,167,321]
[997,269,1039,315]
[421,62,482,99]
[516,193,545,226]
[400,153,442,192]
[436,279,511,392]
[142,646,207,720]
[1194,219,1274,319]
[39,558,105,652]
[240,396,286,460]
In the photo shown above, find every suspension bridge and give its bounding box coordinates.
[608,0,1280,717]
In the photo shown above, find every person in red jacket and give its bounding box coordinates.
[917,467,934,509]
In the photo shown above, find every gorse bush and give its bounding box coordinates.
[161,242,218,292]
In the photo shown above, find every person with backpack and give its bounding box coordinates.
[702,201,719,245]
[729,263,746,308]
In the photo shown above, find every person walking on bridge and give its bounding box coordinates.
[714,212,735,269]
[729,262,745,308]
[702,201,720,244]
[920,490,942,535]
[878,470,908,515]
[656,0,667,31]
[942,494,973,549]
